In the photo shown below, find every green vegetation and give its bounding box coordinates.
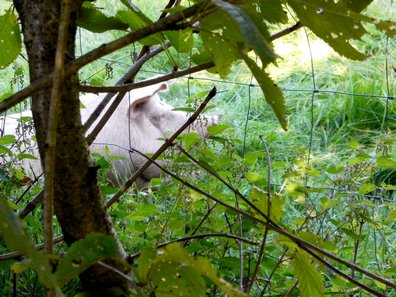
[1,0,396,296]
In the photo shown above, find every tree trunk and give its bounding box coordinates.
[12,1,130,295]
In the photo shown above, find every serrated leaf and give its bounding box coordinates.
[377,156,396,169]
[0,134,16,145]
[55,233,121,287]
[200,10,242,77]
[77,2,128,33]
[249,187,285,222]
[137,243,246,297]
[292,250,324,297]
[0,9,21,69]
[117,10,162,45]
[287,0,367,60]
[213,0,277,67]
[243,56,287,130]
[240,0,288,24]
[179,132,201,151]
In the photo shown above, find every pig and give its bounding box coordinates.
[1,79,218,187]
[83,80,218,187]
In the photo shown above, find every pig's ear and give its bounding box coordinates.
[128,95,151,114]
[156,82,169,92]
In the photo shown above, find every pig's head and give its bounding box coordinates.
[127,81,218,139]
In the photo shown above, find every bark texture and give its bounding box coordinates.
[12,1,130,295]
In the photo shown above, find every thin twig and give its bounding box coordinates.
[245,135,272,293]
[79,62,214,94]
[127,233,258,262]
[0,236,64,261]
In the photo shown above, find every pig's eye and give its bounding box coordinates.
[135,101,146,109]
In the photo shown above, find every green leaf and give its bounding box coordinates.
[292,250,324,297]
[0,198,58,289]
[0,144,12,155]
[0,9,21,69]
[200,9,242,77]
[77,2,128,33]
[249,187,285,222]
[384,209,396,225]
[0,134,16,145]
[239,0,288,24]
[377,156,396,169]
[165,29,194,53]
[207,124,229,136]
[243,56,287,130]
[55,233,121,287]
[179,132,201,151]
[358,183,376,195]
[213,0,277,67]
[17,153,37,160]
[137,243,246,297]
[287,0,367,60]
[341,0,374,12]
[116,10,162,45]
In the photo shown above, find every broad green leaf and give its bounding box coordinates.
[200,10,242,77]
[116,10,162,45]
[17,153,37,160]
[136,243,246,297]
[127,204,157,220]
[213,0,277,68]
[292,250,324,297]
[325,165,345,174]
[0,144,12,155]
[151,262,206,297]
[320,197,341,211]
[243,150,265,166]
[342,0,374,12]
[240,0,288,24]
[0,198,58,289]
[377,156,396,169]
[358,183,376,195]
[249,187,285,222]
[0,9,21,69]
[207,124,229,135]
[243,56,287,130]
[179,132,201,151]
[384,209,396,224]
[77,2,128,33]
[0,134,16,145]
[165,29,194,53]
[55,233,121,287]
[287,0,367,60]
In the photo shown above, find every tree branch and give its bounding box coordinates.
[43,0,71,258]
[0,1,213,113]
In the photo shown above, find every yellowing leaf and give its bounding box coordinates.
[292,250,324,297]
[136,243,246,297]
